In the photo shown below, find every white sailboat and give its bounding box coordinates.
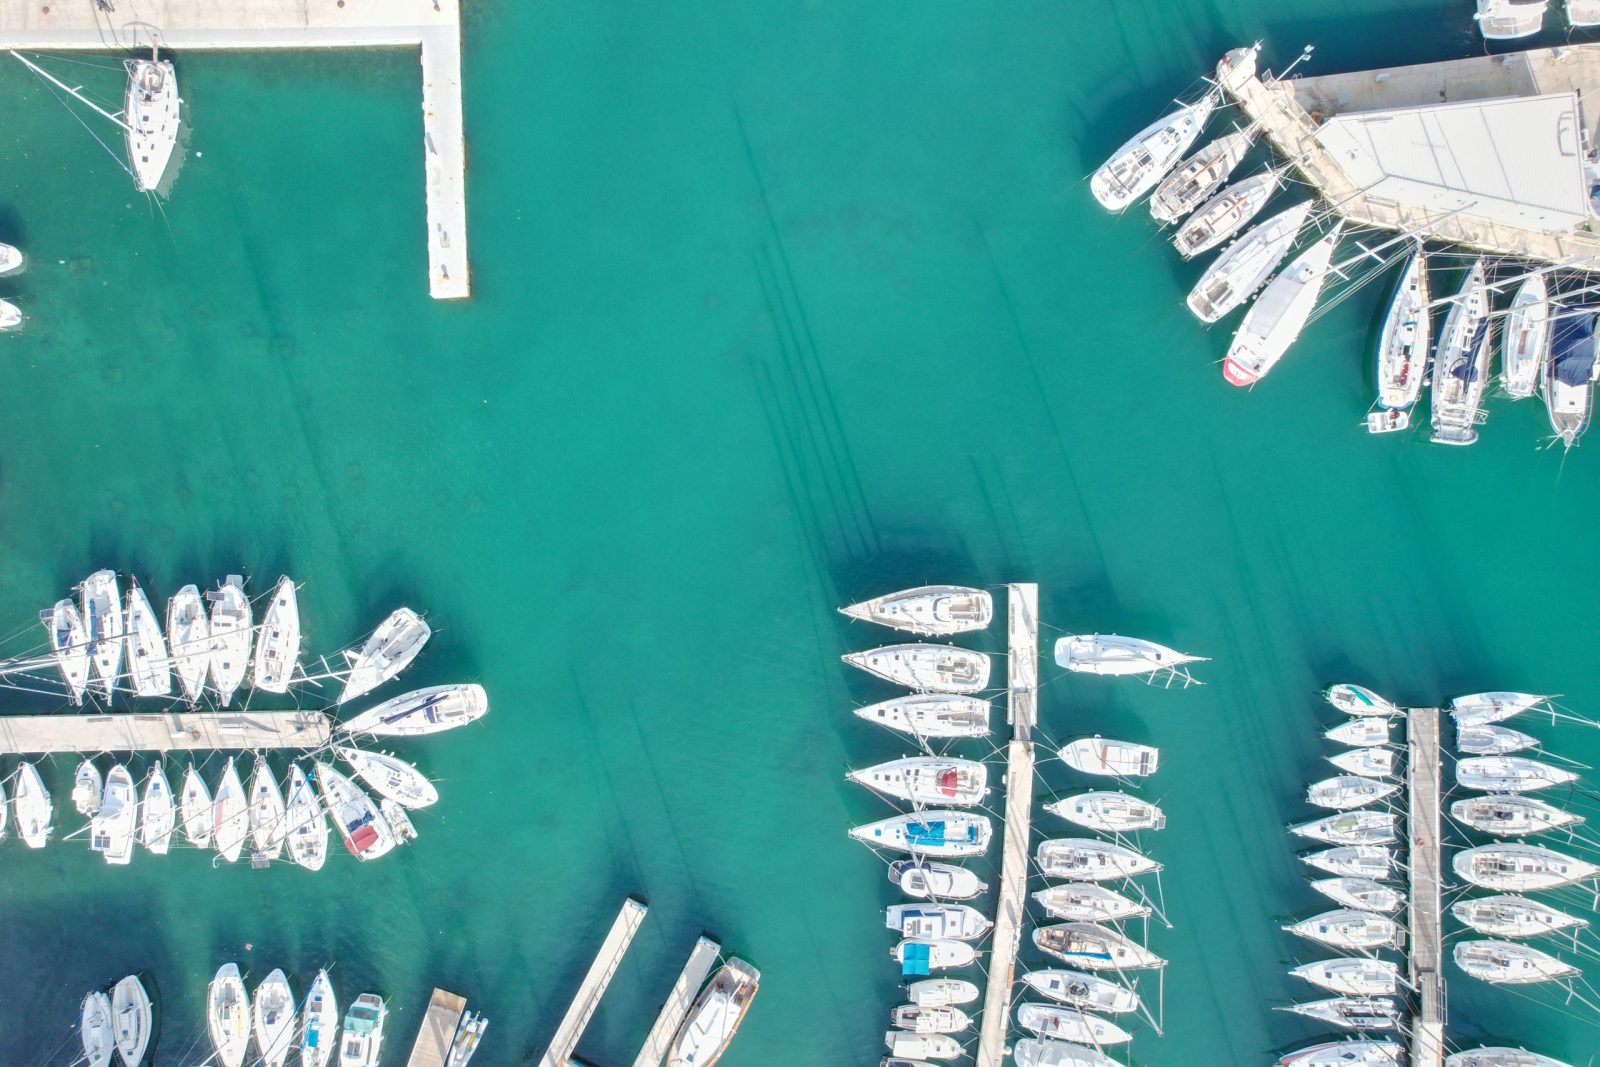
[1222,224,1343,386]
[90,763,137,865]
[1091,90,1219,211]
[124,49,181,191]
[1476,0,1550,38]
[0,241,22,275]
[1454,843,1599,891]
[212,758,249,863]
[1033,923,1165,971]
[1187,201,1313,322]
[1045,790,1165,832]
[253,969,298,1067]
[1374,246,1431,413]
[139,764,175,855]
[180,763,213,848]
[1020,969,1141,1014]
[883,1032,962,1061]
[249,758,288,860]
[339,607,431,703]
[842,643,991,693]
[1175,169,1282,258]
[1052,633,1204,679]
[82,991,115,1067]
[1279,997,1401,1032]
[45,598,91,704]
[335,746,439,809]
[905,979,979,1007]
[854,693,991,739]
[885,903,993,941]
[74,759,104,816]
[111,975,152,1067]
[285,763,330,871]
[839,585,992,635]
[1012,1038,1120,1067]
[1429,258,1494,446]
[316,762,397,862]
[847,756,988,807]
[207,575,252,706]
[1290,811,1396,846]
[13,761,51,847]
[1328,748,1394,778]
[301,970,340,1067]
[253,575,302,693]
[80,569,123,701]
[1309,877,1404,914]
[1033,882,1150,922]
[166,584,210,704]
[1450,794,1582,837]
[1325,718,1391,748]
[1036,838,1161,881]
[123,581,171,698]
[1305,775,1398,810]
[1059,736,1159,777]
[0,297,19,331]
[1285,909,1405,951]
[1290,958,1401,996]
[1501,274,1551,398]
[338,683,490,737]
[1325,684,1400,717]
[888,859,987,900]
[850,810,992,858]
[1015,1003,1132,1045]
[208,963,251,1067]
[1458,724,1538,755]
[1448,1050,1574,1067]
[889,1003,970,1033]
[1149,128,1255,223]
[1278,1041,1403,1067]
[1452,894,1588,939]
[1456,755,1576,792]
[1301,845,1393,880]
[1541,303,1596,448]
[666,959,759,1067]
[1454,940,1578,985]
[1450,691,1551,726]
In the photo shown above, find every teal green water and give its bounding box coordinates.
[0,1,1598,1063]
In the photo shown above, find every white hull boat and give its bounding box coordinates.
[207,575,252,706]
[1502,273,1551,398]
[889,1004,970,1034]
[0,297,19,330]
[840,585,992,635]
[889,859,987,900]
[1174,168,1281,258]
[167,584,210,703]
[1278,1041,1403,1067]
[1033,923,1165,971]
[317,762,397,862]
[850,810,992,858]
[1454,843,1599,891]
[1053,633,1204,678]
[1012,1038,1120,1067]
[1451,794,1582,837]
[1325,684,1400,717]
[666,959,759,1067]
[1036,837,1160,881]
[140,764,175,855]
[213,758,249,863]
[1035,882,1151,922]
[1476,0,1549,38]
[338,683,489,737]
[285,763,330,871]
[1448,1049,1574,1067]
[1150,128,1254,223]
[854,694,991,739]
[123,582,171,698]
[1015,1003,1131,1045]
[1091,90,1218,211]
[254,969,297,1067]
[1375,247,1431,411]
[1020,969,1141,1014]
[339,994,386,1067]
[893,938,978,971]
[74,759,104,816]
[301,970,339,1067]
[1306,775,1398,810]
[125,53,179,191]
[381,798,418,845]
[336,746,439,808]
[46,598,91,704]
[1290,958,1400,996]
[0,241,22,275]
[848,756,988,807]
[249,759,287,860]
[1458,725,1538,755]
[1290,811,1396,846]
[90,763,137,865]
[1222,224,1343,386]
[905,978,979,1007]
[1046,790,1165,832]
[1285,909,1405,951]
[180,763,213,848]
[1456,755,1576,793]
[1542,304,1596,448]
[13,762,51,847]
[1452,894,1587,938]
[82,991,115,1067]
[1450,691,1551,726]
[81,570,123,701]
[843,644,990,694]
[112,975,152,1067]
[1325,718,1391,748]
[1430,258,1493,446]
[1060,736,1158,777]
[1302,845,1393,880]
[886,903,993,941]
[1454,939,1578,984]
[883,1032,961,1061]
[1187,201,1313,322]
[253,576,301,693]
[208,963,251,1067]
[1328,748,1394,778]
[1280,996,1401,1032]
[340,607,431,703]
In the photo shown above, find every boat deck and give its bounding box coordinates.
[630,936,721,1067]
[1406,706,1447,1067]
[537,896,650,1067]
[404,988,467,1067]
[0,710,331,753]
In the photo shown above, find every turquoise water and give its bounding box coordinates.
[0,1,1598,1063]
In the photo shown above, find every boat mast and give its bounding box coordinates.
[8,50,130,132]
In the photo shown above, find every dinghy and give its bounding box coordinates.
[208,575,252,706]
[1290,811,1396,846]
[1059,737,1158,777]
[180,764,213,848]
[1502,274,1551,398]
[112,975,152,1067]
[1456,755,1576,793]
[125,49,180,191]
[249,759,288,860]
[1285,909,1405,951]
[1325,684,1400,717]
[1450,691,1551,725]
[253,576,302,693]
[1174,169,1282,258]
[1454,940,1578,985]
[850,811,992,858]
[1542,303,1596,448]
[208,963,251,1067]
[380,798,418,845]
[1012,1038,1120,1067]
[338,683,489,737]
[893,938,978,972]
[1033,923,1165,971]
[123,582,171,697]
[1325,718,1391,748]
[1187,201,1313,322]
[1328,748,1394,778]
[90,764,137,865]
[848,756,988,807]
[1458,725,1538,755]
[1015,1003,1131,1045]
[886,903,993,941]
[1448,1049,1574,1067]
[883,1032,962,1061]
[1452,894,1588,939]
[1450,795,1582,837]
[1036,838,1161,881]
[843,644,990,693]
[301,970,340,1067]
[46,598,91,704]
[1476,0,1549,38]
[853,694,992,739]
[1454,843,1599,891]
[1033,882,1150,922]
[339,607,431,703]
[1020,969,1141,1014]
[316,762,397,862]
[889,1004,970,1033]
[1309,877,1403,914]
[1045,790,1166,832]
[82,991,115,1067]
[1278,1041,1403,1067]
[80,570,123,701]
[1090,89,1218,211]
[1052,634,1204,678]
[335,746,439,809]
[338,994,387,1067]
[840,585,992,635]
[285,764,330,871]
[1279,997,1401,1032]
[74,759,104,816]
[1150,128,1255,223]
[254,969,298,1067]
[889,859,987,900]
[13,762,50,847]
[213,758,249,863]
[1429,258,1493,446]
[1301,845,1393,880]
[140,764,175,855]
[1375,246,1431,412]
[1222,224,1343,386]
[1290,958,1400,996]
[666,959,759,1067]
[1306,775,1398,810]
[166,584,210,703]
[905,978,979,1007]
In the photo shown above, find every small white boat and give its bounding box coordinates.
[253,576,302,693]
[854,694,991,739]
[848,756,988,807]
[1452,894,1588,939]
[1033,922,1165,971]
[0,297,21,330]
[1033,882,1150,922]
[1458,724,1539,755]
[1052,633,1204,678]
[254,969,298,1067]
[1449,1048,1574,1067]
[1059,737,1159,778]
[1476,0,1549,38]
[1285,909,1404,951]
[125,50,180,192]
[83,991,115,1067]
[0,241,22,275]
[1451,794,1582,837]
[1450,691,1551,725]
[1222,224,1343,387]
[1278,1041,1403,1067]
[166,584,210,704]
[1311,876,1405,915]
[1045,790,1165,832]
[1306,775,1398,810]
[886,903,993,941]
[180,763,213,848]
[336,746,439,809]
[1279,997,1401,1032]
[1542,304,1596,448]
[285,763,330,871]
[45,598,91,704]
[1328,748,1394,778]
[889,859,987,900]
[1430,258,1494,446]
[1090,89,1219,212]
[207,575,252,706]
[1502,274,1551,398]
[843,644,990,694]
[666,959,759,1067]
[1325,684,1400,717]
[338,994,386,1067]
[1174,169,1282,258]
[1301,845,1393,880]
[80,570,123,701]
[1187,201,1313,323]
[74,759,104,816]
[249,759,287,860]
[340,607,431,703]
[316,762,397,862]
[1454,939,1578,985]
[123,582,171,698]
[1290,811,1396,846]
[1150,129,1256,224]
[1325,718,1391,748]
[382,797,418,845]
[890,1003,970,1034]
[1012,1038,1120,1067]
[301,970,340,1067]
[208,963,251,1067]
[1290,958,1401,996]
[893,938,978,971]
[840,585,992,635]
[90,763,138,865]
[213,758,249,863]
[1035,838,1160,881]
[883,1032,962,1061]
[1366,409,1410,434]
[1375,246,1431,412]
[1454,843,1599,891]
[112,974,152,1067]
[338,683,490,738]
[905,978,979,1007]
[139,764,175,855]
[1015,1003,1131,1045]
[13,762,50,847]
[1020,969,1141,1014]
[850,810,992,858]
[1456,755,1576,793]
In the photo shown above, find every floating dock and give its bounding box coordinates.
[404,988,467,1067]
[630,936,721,1067]
[0,0,470,299]
[538,896,650,1067]
[0,710,331,754]
[975,582,1039,1067]
[1406,706,1447,1067]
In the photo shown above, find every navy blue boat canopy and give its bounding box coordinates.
[1550,304,1597,388]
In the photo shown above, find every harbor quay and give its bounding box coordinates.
[0,709,331,753]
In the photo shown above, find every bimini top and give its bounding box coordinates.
[1549,306,1596,386]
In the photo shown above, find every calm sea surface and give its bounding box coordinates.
[0,1,1597,1063]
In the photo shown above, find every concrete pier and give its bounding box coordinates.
[404,988,467,1067]
[0,710,330,754]
[538,896,650,1067]
[975,583,1039,1067]
[1406,706,1447,1067]
[0,0,470,299]
[629,936,721,1067]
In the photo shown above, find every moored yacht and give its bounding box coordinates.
[1301,845,1393,880]
[1325,718,1391,748]
[1290,811,1396,846]
[80,570,123,701]
[1015,1003,1131,1045]
[316,762,397,862]
[339,683,489,737]
[82,991,115,1067]
[254,969,297,1067]
[1455,755,1576,793]
[1285,909,1405,951]
[893,938,978,972]
[1277,1041,1403,1067]
[208,963,251,1067]
[1501,273,1551,398]
[851,811,992,858]
[854,694,992,739]
[905,978,979,1007]
[1306,775,1398,810]
[1325,684,1400,717]
[890,1003,970,1034]
[338,994,386,1067]
[1374,246,1431,413]
[1052,633,1204,678]
[1150,128,1254,223]
[1033,882,1150,922]
[249,758,288,860]
[166,584,210,703]
[125,48,180,192]
[1059,737,1159,777]
[0,241,22,275]
[1289,957,1400,996]
[1453,843,1599,891]
[843,644,990,693]
[180,763,213,848]
[213,758,249,863]
[111,975,152,1067]
[1090,89,1219,211]
[1430,258,1493,445]
[1033,922,1165,971]
[74,759,104,816]
[1020,969,1141,1014]
[0,297,18,331]
[1309,877,1404,914]
[300,969,339,1067]
[840,585,992,635]
[285,763,330,871]
[207,575,252,706]
[1450,691,1551,726]
[45,598,91,704]
[1012,1038,1120,1067]
[666,959,759,1067]
[253,576,302,693]
[1454,939,1578,984]
[13,761,51,847]
[883,1032,961,1061]
[886,903,993,941]
[1452,894,1588,939]
[1279,996,1401,1032]
[1450,794,1582,837]
[1187,201,1313,322]
[848,756,989,807]
[123,581,171,698]
[1328,748,1394,778]
[1448,1048,1574,1067]
[140,764,175,855]
[339,607,431,703]
[1036,838,1161,881]
[1174,169,1282,258]
[1542,303,1596,448]
[90,763,137,865]
[336,746,439,809]
[1222,224,1343,386]
[1458,724,1538,755]
[1475,0,1549,38]
[889,859,988,900]
[1045,790,1166,832]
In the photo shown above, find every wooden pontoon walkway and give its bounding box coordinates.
[538,896,650,1067]
[1406,706,1447,1067]
[630,936,721,1067]
[405,988,467,1067]
[0,710,331,754]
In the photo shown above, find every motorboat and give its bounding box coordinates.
[301,970,339,1067]
[123,582,171,697]
[1306,775,1398,810]
[840,585,993,635]
[888,859,987,900]
[848,756,988,807]
[1036,838,1161,881]
[253,576,302,693]
[1289,958,1401,996]
[1448,1048,1575,1067]
[82,991,115,1067]
[850,811,992,858]
[883,1032,961,1061]
[1456,756,1576,793]
[1454,843,1599,891]
[74,759,104,816]
[90,763,138,865]
[316,762,397,862]
[112,974,152,1067]
[338,994,386,1067]
[666,959,759,1067]
[1012,1038,1120,1067]
[853,694,991,739]
[335,746,440,808]
[885,903,993,941]
[1458,725,1538,755]
[208,575,252,706]
[338,683,489,737]
[1052,633,1204,678]
[1222,224,1343,386]
[1328,748,1394,778]
[1450,691,1551,726]
[1475,0,1549,39]
[139,764,175,855]
[1454,940,1578,985]
[1325,684,1400,717]
[1278,1041,1403,1067]
[80,570,123,701]
[1450,794,1582,837]
[843,644,990,694]
[1375,246,1431,412]
[1045,790,1165,832]
[1174,169,1282,258]
[1429,258,1493,446]
[254,969,298,1067]
[1150,129,1255,223]
[1059,737,1158,777]
[1502,273,1551,398]
[1034,882,1150,922]
[13,762,51,847]
[1187,201,1313,322]
[1279,997,1401,1032]
[1015,1003,1131,1044]
[181,764,214,847]
[1090,89,1218,211]
[213,758,249,863]
[285,764,330,871]
[249,759,288,860]
[45,598,90,704]
[1452,894,1588,939]
[894,939,978,972]
[1366,409,1410,433]
[1033,923,1165,971]
[339,607,431,703]
[889,1004,970,1034]
[1285,909,1405,951]
[1289,811,1396,847]
[1301,845,1393,880]
[1542,303,1596,448]
[208,963,251,1067]
[1325,718,1391,748]
[167,584,210,703]
[1020,969,1141,1014]
[125,49,180,191]
[905,978,979,1007]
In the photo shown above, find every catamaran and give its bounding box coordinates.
[1429,258,1494,446]
[1015,1003,1132,1045]
[74,759,104,816]
[1450,691,1551,726]
[1475,0,1549,38]
[887,903,992,941]
[1020,969,1141,1014]
[208,963,251,1067]
[167,584,210,703]
[854,693,991,739]
[843,643,991,693]
[1285,909,1404,951]
[1222,224,1343,386]
[301,970,340,1067]
[1053,633,1204,678]
[1456,756,1576,793]
[82,991,115,1067]
[1325,718,1391,748]
[1278,1041,1403,1067]
[1309,877,1404,914]
[285,764,330,871]
[1454,843,1599,891]
[339,683,489,737]
[208,575,252,706]
[123,581,171,698]
[112,975,152,1067]
[1328,748,1394,778]
[338,994,386,1067]
[180,763,213,848]
[316,762,397,862]
[1541,303,1596,448]
[80,570,123,701]
[1325,683,1400,717]
[1450,794,1582,837]
[13,761,51,847]
[90,763,137,865]
[906,978,979,1007]
[1301,845,1393,880]
[1036,838,1160,881]
[1033,923,1165,971]
[1033,882,1150,922]
[850,811,992,858]
[254,969,298,1067]
[1149,129,1254,223]
[1045,790,1166,832]
[1279,997,1401,1032]
[340,607,431,703]
[847,756,988,807]
[1454,940,1578,985]
[1290,958,1400,996]
[1457,724,1538,755]
[253,576,302,693]
[839,585,992,635]
[1059,737,1159,777]
[140,764,175,855]
[889,1003,970,1033]
[249,759,288,860]
[1012,1038,1120,1067]
[1306,775,1397,810]
[888,859,987,900]
[1175,169,1282,258]
[1374,245,1431,414]
[666,959,759,1067]
[1452,894,1588,938]
[46,598,91,704]
[213,758,249,863]
[1090,89,1219,211]
[336,746,440,808]
[1187,201,1313,322]
[1290,811,1396,846]
[1501,274,1551,398]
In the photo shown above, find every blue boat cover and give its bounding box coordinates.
[906,821,947,848]
[1550,305,1597,387]
[1451,319,1490,382]
[902,943,931,976]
